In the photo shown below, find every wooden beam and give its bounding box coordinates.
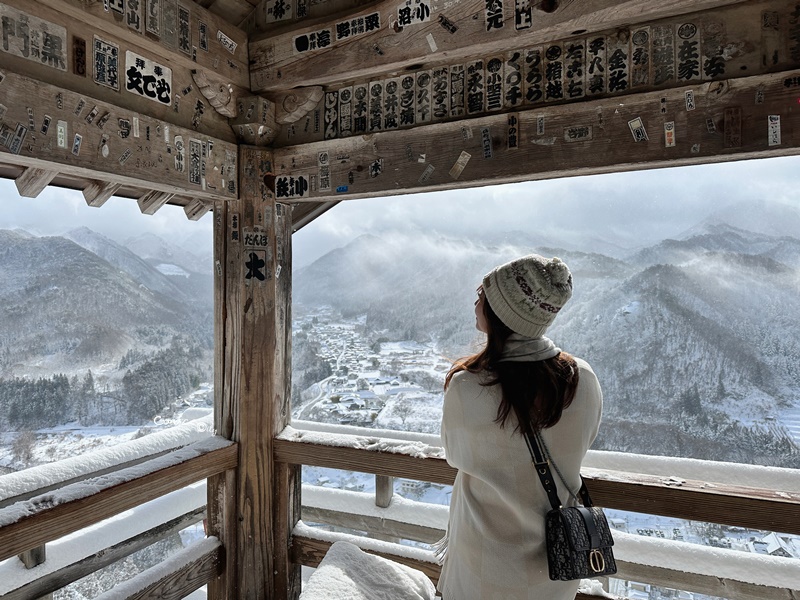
[14,167,58,197]
[614,559,800,600]
[269,69,800,202]
[292,535,441,583]
[250,0,750,92]
[302,504,444,544]
[31,0,248,88]
[0,0,249,141]
[118,540,223,600]
[208,148,297,599]
[274,437,800,535]
[274,438,456,485]
[4,509,206,600]
[0,440,237,562]
[263,0,800,148]
[184,198,212,220]
[82,180,123,208]
[0,69,238,201]
[137,190,174,215]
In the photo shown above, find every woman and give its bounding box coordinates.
[438,254,603,600]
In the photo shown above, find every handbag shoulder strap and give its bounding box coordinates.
[524,431,593,509]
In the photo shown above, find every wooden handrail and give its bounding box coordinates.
[274,437,800,535]
[0,439,237,562]
[4,508,206,600]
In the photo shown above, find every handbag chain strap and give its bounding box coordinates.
[524,431,592,510]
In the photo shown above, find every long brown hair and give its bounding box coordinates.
[445,293,579,436]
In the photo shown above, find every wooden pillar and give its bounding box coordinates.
[207,147,299,599]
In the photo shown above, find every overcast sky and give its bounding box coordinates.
[1,155,799,267]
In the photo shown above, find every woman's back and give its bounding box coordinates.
[438,357,602,600]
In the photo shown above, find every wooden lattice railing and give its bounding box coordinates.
[2,421,800,600]
[0,431,236,600]
[276,424,800,600]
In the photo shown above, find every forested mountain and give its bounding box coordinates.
[0,230,211,376]
[294,204,800,465]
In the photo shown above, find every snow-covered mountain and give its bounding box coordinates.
[0,230,210,377]
[294,207,800,465]
[64,227,188,300]
[123,231,211,276]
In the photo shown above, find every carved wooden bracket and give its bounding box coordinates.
[192,69,237,118]
[266,87,324,124]
[230,96,279,145]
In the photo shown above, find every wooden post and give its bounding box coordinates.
[375,475,393,508]
[207,147,299,600]
[18,546,53,600]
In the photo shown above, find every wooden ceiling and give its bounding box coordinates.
[1,0,800,231]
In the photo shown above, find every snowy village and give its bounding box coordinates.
[2,0,800,599]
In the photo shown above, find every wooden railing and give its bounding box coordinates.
[0,433,237,599]
[3,419,800,600]
[276,424,800,600]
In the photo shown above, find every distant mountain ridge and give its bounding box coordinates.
[294,204,800,465]
[0,229,211,377]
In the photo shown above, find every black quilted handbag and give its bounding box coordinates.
[525,432,617,581]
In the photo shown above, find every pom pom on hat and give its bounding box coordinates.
[482,254,573,338]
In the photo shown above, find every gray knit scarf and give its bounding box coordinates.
[498,333,560,362]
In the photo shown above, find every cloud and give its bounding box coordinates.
[294,156,800,266]
[2,154,799,268]
[0,180,212,245]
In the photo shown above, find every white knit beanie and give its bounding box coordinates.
[482,254,573,338]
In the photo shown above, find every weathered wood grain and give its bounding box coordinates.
[0,0,240,142]
[274,437,800,535]
[302,504,444,543]
[5,508,206,600]
[0,442,237,562]
[35,0,249,88]
[119,541,222,600]
[250,0,750,92]
[14,167,57,197]
[82,180,123,207]
[209,148,297,599]
[270,69,800,202]
[0,69,238,200]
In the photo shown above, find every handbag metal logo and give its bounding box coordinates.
[589,549,605,573]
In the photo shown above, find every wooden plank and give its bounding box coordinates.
[0,0,240,142]
[5,508,206,600]
[615,559,800,600]
[266,0,800,146]
[210,148,297,599]
[82,180,122,208]
[14,167,57,197]
[274,438,456,485]
[291,535,442,583]
[302,504,444,544]
[0,441,237,562]
[585,467,800,537]
[0,69,238,201]
[207,196,240,599]
[274,438,800,535]
[270,69,800,201]
[250,0,750,92]
[119,541,222,600]
[35,0,249,88]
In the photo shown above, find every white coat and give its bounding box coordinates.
[438,357,603,600]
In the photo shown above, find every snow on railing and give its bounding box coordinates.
[0,481,207,596]
[0,415,214,505]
